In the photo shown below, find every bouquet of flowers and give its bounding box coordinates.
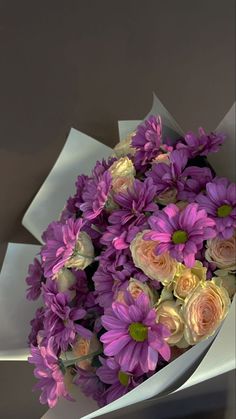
[25,111,236,412]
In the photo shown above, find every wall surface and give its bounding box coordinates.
[0,0,235,418]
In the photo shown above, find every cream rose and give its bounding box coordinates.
[56,268,76,298]
[113,133,136,158]
[182,281,231,345]
[156,300,185,346]
[109,156,135,195]
[156,187,178,205]
[174,261,207,301]
[205,234,236,272]
[65,231,94,270]
[130,230,178,285]
[128,278,156,304]
[72,335,101,371]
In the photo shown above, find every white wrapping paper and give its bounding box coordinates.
[0,94,234,417]
[0,243,41,360]
[22,129,113,243]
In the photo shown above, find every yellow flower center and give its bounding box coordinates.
[118,371,130,387]
[217,204,232,218]
[172,230,188,244]
[129,322,148,342]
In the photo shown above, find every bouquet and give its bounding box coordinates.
[25,110,236,413]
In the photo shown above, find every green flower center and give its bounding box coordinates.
[217,204,232,218]
[118,371,130,387]
[172,230,188,244]
[129,322,148,342]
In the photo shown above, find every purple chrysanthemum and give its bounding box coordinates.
[93,252,151,308]
[28,307,45,346]
[42,286,92,351]
[148,149,210,199]
[132,115,162,170]
[177,128,225,158]
[97,357,143,404]
[110,178,158,228]
[145,203,216,267]
[41,218,84,278]
[26,257,44,300]
[80,161,113,220]
[74,368,106,407]
[178,166,213,202]
[60,175,89,222]
[28,337,73,408]
[100,293,170,373]
[196,177,236,239]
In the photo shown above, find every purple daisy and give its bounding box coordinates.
[177,128,225,158]
[110,178,158,228]
[97,357,143,404]
[60,175,89,222]
[148,149,189,195]
[80,161,112,220]
[100,293,170,373]
[28,337,73,408]
[74,368,106,407]
[132,115,162,170]
[178,166,213,202]
[145,203,216,267]
[42,286,92,351]
[26,257,44,300]
[28,307,45,347]
[41,218,84,278]
[196,177,236,239]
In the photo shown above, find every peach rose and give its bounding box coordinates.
[205,234,236,272]
[174,261,207,301]
[156,187,178,205]
[156,300,185,346]
[130,230,178,285]
[65,231,94,270]
[72,335,101,371]
[128,278,156,304]
[109,156,135,196]
[113,133,136,158]
[181,281,231,345]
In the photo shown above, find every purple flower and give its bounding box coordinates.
[148,149,189,194]
[177,128,225,158]
[132,115,162,170]
[28,337,73,408]
[100,293,170,373]
[97,357,143,404]
[28,307,45,346]
[93,252,150,308]
[145,203,216,267]
[60,175,89,222]
[110,178,158,228]
[41,218,84,278]
[196,177,236,239]
[26,258,44,300]
[178,166,213,202]
[43,287,92,351]
[74,368,106,407]
[80,162,112,220]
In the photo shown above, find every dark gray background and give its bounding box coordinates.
[0,0,235,418]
